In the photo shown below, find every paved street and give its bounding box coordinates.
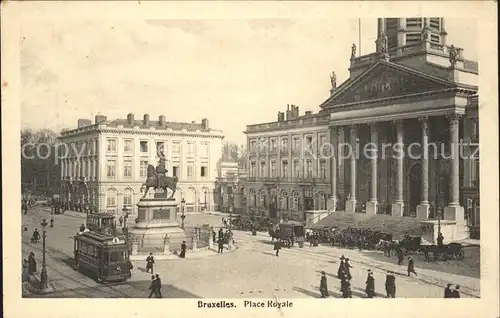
[22,206,480,298]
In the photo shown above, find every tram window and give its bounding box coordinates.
[109,251,124,262]
[79,242,88,254]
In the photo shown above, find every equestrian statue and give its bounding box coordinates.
[141,145,178,199]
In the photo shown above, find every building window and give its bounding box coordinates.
[107,139,117,152]
[124,139,133,152]
[429,18,440,30]
[271,161,277,178]
[319,159,326,179]
[406,18,422,28]
[270,138,277,151]
[430,34,440,44]
[318,135,326,149]
[306,160,313,178]
[106,160,116,178]
[172,166,179,177]
[260,161,266,178]
[281,137,288,152]
[123,190,133,206]
[406,33,421,46]
[292,137,300,152]
[173,142,181,155]
[106,191,117,209]
[472,118,479,141]
[293,160,300,178]
[250,161,256,177]
[140,160,148,177]
[306,136,313,148]
[201,166,207,177]
[140,141,148,153]
[124,160,132,178]
[201,143,209,157]
[187,164,194,180]
[250,140,256,153]
[282,160,288,178]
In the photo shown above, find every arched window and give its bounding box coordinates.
[123,188,134,214]
[106,189,118,214]
[292,191,300,210]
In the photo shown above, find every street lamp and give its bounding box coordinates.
[180,198,186,230]
[204,190,207,212]
[40,218,49,290]
[122,206,130,249]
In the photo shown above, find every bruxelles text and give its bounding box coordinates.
[21,139,479,163]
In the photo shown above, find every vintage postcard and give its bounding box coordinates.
[2,1,498,318]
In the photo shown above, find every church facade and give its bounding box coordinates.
[244,17,479,240]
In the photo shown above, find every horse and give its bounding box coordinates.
[142,164,179,199]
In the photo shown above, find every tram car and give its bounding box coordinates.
[73,230,131,283]
[86,213,117,235]
[278,221,305,248]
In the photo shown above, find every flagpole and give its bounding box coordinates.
[358,18,361,56]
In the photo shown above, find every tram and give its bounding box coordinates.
[73,230,131,283]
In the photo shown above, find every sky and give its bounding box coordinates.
[20,18,477,145]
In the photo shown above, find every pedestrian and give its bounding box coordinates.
[345,258,353,280]
[365,270,375,298]
[218,228,224,241]
[437,232,444,248]
[22,259,30,283]
[127,259,133,277]
[179,241,186,258]
[146,253,155,274]
[319,271,328,298]
[444,283,453,298]
[407,257,417,277]
[212,229,216,243]
[148,275,157,298]
[397,247,404,265]
[451,285,460,298]
[340,277,352,298]
[119,216,124,227]
[28,252,37,274]
[274,239,281,257]
[155,274,163,298]
[337,255,346,278]
[385,272,396,298]
[80,224,86,232]
[50,217,54,227]
[218,238,224,254]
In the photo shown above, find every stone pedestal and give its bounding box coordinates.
[391,202,404,217]
[128,195,186,255]
[345,199,356,213]
[327,197,337,212]
[416,204,430,220]
[366,201,378,215]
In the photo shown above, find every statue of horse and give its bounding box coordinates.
[141,164,178,199]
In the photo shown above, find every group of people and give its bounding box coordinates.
[444,284,461,298]
[331,227,393,250]
[212,226,233,254]
[22,252,38,283]
[319,255,398,298]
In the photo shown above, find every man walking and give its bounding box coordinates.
[146,253,155,274]
[155,274,163,298]
[274,239,281,257]
[396,247,404,265]
[217,238,224,254]
[385,272,396,298]
[319,271,328,298]
[407,257,417,277]
[148,275,157,298]
[365,270,375,298]
[444,283,453,298]
[450,285,460,298]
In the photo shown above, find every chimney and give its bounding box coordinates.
[305,111,312,116]
[159,115,166,127]
[95,115,107,124]
[127,113,135,125]
[201,118,209,129]
[285,104,291,121]
[143,114,150,126]
[77,119,92,128]
[277,112,285,122]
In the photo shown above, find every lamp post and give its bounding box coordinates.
[40,218,48,290]
[437,205,442,235]
[180,198,186,230]
[204,190,207,212]
[122,206,130,249]
[84,202,91,227]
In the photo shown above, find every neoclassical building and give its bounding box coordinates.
[244,17,479,239]
[58,113,224,221]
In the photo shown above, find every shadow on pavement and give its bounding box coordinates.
[292,286,322,298]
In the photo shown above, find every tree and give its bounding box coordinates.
[220,142,247,169]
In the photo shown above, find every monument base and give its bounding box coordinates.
[129,196,186,256]
[416,204,430,220]
[391,202,404,217]
[345,199,356,213]
[366,201,378,215]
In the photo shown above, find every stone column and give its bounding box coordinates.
[163,235,171,255]
[328,126,338,212]
[366,123,378,215]
[417,117,430,219]
[345,125,357,213]
[444,114,465,233]
[392,120,405,216]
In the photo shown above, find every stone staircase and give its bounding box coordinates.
[315,212,428,239]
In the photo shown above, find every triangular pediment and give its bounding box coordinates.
[323,61,456,107]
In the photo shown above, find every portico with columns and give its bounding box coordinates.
[321,17,478,241]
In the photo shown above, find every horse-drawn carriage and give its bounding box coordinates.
[421,242,465,261]
[271,221,305,248]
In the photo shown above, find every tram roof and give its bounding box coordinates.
[87,213,116,219]
[75,230,126,246]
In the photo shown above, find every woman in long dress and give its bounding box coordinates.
[179,241,187,258]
